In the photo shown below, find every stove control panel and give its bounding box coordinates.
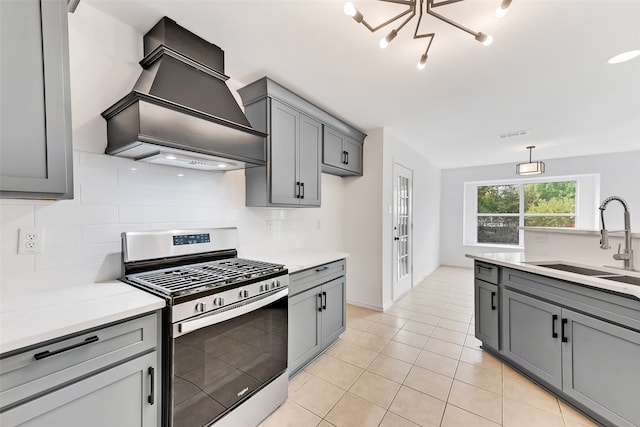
[172,274,289,323]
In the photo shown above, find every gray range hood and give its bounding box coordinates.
[102,17,266,171]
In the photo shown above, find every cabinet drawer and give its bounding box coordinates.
[475,261,499,284]
[0,313,158,410]
[290,259,346,296]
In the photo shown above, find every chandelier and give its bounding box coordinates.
[344,0,513,70]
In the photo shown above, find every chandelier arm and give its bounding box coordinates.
[378,0,415,5]
[363,7,415,33]
[430,0,465,8]
[394,8,417,33]
[426,0,479,37]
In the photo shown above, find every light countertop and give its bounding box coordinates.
[0,281,165,355]
[241,250,349,273]
[466,252,640,301]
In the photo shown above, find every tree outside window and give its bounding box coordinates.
[477,181,576,245]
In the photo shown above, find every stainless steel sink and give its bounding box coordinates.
[602,275,640,286]
[533,263,613,276]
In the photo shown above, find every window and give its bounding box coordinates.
[464,174,599,247]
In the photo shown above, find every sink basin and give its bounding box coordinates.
[532,263,613,276]
[602,275,640,286]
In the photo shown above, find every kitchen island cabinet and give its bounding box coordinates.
[288,259,346,375]
[471,257,640,427]
[0,313,161,427]
[0,0,73,199]
[474,262,500,352]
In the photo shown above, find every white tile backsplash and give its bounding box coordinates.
[1,152,346,295]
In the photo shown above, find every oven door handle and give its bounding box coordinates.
[175,288,289,337]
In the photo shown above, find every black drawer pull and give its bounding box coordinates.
[322,291,327,310]
[318,293,323,312]
[552,314,558,338]
[148,367,155,405]
[34,335,99,360]
[477,264,493,272]
[315,266,329,272]
[561,318,568,342]
[491,291,496,310]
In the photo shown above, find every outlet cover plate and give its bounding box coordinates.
[18,227,44,254]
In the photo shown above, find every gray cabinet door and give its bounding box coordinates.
[269,99,299,205]
[322,126,344,169]
[502,289,562,390]
[475,279,499,351]
[562,309,640,427]
[288,287,322,374]
[0,351,157,427]
[298,114,321,207]
[320,277,346,346]
[0,0,73,199]
[342,137,362,175]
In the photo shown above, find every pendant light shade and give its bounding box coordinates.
[516,146,545,175]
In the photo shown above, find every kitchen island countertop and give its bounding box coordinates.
[466,252,640,301]
[0,281,165,355]
[242,250,349,273]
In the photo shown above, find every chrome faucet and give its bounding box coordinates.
[599,196,634,271]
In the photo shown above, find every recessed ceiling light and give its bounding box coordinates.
[608,50,640,64]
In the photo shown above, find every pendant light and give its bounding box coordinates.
[516,146,545,175]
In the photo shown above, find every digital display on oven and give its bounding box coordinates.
[173,233,211,246]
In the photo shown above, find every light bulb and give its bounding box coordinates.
[379,37,389,49]
[417,54,428,70]
[475,33,493,46]
[608,50,640,64]
[380,29,397,49]
[483,35,494,46]
[496,0,512,17]
[344,2,356,17]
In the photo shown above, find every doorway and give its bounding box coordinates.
[392,163,413,301]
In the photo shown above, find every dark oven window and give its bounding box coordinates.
[171,296,287,427]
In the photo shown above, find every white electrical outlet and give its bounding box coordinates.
[18,227,44,254]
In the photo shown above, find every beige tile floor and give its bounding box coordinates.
[260,266,600,427]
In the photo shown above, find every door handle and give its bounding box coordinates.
[394,237,399,241]
[148,367,155,405]
[300,182,305,199]
[318,293,323,312]
[345,151,349,165]
[322,291,327,310]
[296,181,300,198]
[561,318,568,342]
[552,314,558,338]
[342,150,347,164]
[34,335,99,360]
[490,291,496,310]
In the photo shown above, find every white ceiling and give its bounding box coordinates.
[84,0,640,169]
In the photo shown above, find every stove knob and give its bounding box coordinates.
[213,297,224,306]
[275,280,281,288]
[239,289,249,299]
[260,284,266,292]
[195,302,206,313]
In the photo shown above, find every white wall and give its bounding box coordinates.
[344,128,441,311]
[441,151,640,267]
[0,4,345,296]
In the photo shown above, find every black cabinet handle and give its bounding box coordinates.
[318,293,323,312]
[490,291,496,310]
[322,291,327,310]
[561,318,568,342]
[552,314,558,338]
[342,150,347,164]
[34,335,99,360]
[148,367,155,405]
[295,181,300,198]
[300,182,305,199]
[477,265,493,272]
[345,151,349,165]
[315,266,329,272]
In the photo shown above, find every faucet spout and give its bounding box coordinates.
[599,196,634,271]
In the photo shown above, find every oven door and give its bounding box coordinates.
[169,288,288,427]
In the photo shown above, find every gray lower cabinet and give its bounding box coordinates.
[0,313,159,427]
[502,289,562,390]
[288,260,347,376]
[322,126,363,176]
[244,98,321,207]
[0,0,73,199]
[474,279,499,351]
[0,352,157,427]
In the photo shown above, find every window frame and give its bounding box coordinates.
[463,174,600,248]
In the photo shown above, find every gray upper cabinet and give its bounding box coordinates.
[0,0,73,199]
[239,77,366,207]
[322,126,363,176]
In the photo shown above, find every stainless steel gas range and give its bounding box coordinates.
[121,228,288,427]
